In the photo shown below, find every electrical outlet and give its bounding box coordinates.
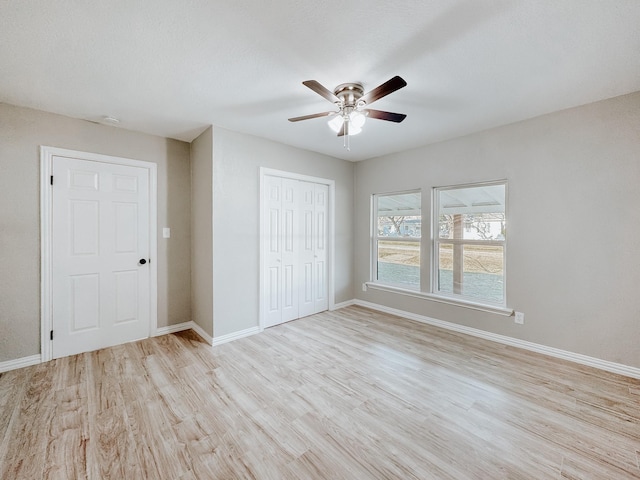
[514,311,525,324]
[362,283,367,292]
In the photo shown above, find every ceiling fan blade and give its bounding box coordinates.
[288,111,335,122]
[360,76,407,105]
[337,122,347,137]
[364,109,407,123]
[302,80,340,103]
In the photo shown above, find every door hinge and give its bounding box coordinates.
[50,330,53,340]
[50,175,53,185]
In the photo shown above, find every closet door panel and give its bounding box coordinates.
[264,176,283,327]
[313,184,329,313]
[281,178,299,322]
[298,181,316,318]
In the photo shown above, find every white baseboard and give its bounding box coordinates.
[0,323,255,372]
[0,354,41,373]
[353,299,640,380]
[190,322,214,345]
[154,321,214,346]
[212,326,261,347]
[331,299,356,310]
[154,321,193,336]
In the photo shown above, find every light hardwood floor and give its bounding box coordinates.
[1,306,640,479]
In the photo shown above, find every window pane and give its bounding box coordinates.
[437,243,453,294]
[437,243,504,303]
[462,245,504,302]
[378,215,421,238]
[438,184,505,240]
[439,213,505,240]
[377,240,420,289]
[377,192,421,238]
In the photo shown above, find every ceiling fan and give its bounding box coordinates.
[288,76,407,144]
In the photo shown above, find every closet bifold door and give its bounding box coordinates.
[299,181,328,318]
[263,175,328,328]
[264,176,299,327]
[264,175,281,327]
[280,178,299,323]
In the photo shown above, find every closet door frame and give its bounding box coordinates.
[259,168,335,330]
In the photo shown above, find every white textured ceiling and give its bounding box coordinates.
[1,1,639,161]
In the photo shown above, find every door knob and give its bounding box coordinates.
[139,259,147,265]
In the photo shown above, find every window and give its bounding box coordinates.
[373,191,421,289]
[434,182,506,305]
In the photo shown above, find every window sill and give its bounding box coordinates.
[364,282,514,316]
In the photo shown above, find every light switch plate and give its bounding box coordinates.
[162,227,171,238]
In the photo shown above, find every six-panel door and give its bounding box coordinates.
[51,156,150,358]
[263,175,328,328]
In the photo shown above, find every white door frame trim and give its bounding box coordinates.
[259,167,336,330]
[40,146,158,362]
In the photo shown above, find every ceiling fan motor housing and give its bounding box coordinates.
[333,83,365,111]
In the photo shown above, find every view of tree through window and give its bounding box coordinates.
[374,191,421,289]
[435,183,506,304]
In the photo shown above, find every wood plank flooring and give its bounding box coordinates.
[1,305,640,479]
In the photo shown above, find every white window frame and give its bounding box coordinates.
[371,189,422,290]
[432,180,507,307]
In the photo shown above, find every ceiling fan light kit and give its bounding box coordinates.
[289,76,408,150]
[327,110,366,135]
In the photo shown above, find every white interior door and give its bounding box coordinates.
[262,175,329,328]
[281,178,299,323]
[313,183,329,314]
[299,182,328,317]
[264,176,300,328]
[264,175,281,327]
[51,156,151,358]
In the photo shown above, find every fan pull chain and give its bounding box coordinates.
[343,119,351,151]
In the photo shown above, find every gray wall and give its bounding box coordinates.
[355,92,640,368]
[211,127,354,337]
[5,91,638,370]
[190,127,214,337]
[0,103,192,362]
